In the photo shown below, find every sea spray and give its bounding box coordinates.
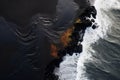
[54,0,118,80]
[76,0,120,80]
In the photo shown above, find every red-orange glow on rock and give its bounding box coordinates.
[60,27,74,47]
[50,27,74,58]
[50,19,81,58]
[50,44,59,58]
[75,19,81,23]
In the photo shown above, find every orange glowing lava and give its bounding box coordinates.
[75,18,81,23]
[50,18,81,58]
[50,44,59,58]
[60,27,74,47]
[50,27,74,58]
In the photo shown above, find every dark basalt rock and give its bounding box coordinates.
[79,6,97,20]
[45,6,98,80]
[91,19,95,22]
[92,24,97,29]
[44,58,62,80]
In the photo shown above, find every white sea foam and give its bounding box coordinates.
[76,0,120,80]
[54,0,119,80]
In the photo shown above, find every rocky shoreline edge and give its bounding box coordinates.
[44,6,98,80]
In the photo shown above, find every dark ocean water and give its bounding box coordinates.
[55,0,120,80]
[84,0,120,80]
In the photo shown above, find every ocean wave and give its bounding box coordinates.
[55,0,120,80]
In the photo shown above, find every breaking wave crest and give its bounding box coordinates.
[55,0,120,80]
[77,0,120,80]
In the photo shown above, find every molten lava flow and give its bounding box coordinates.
[50,44,59,58]
[50,27,74,58]
[60,27,74,47]
[50,19,81,58]
[60,18,81,47]
[75,19,81,23]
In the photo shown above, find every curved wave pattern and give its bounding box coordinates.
[55,0,120,80]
